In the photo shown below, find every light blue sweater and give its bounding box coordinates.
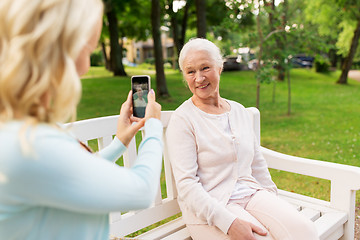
[0,118,163,240]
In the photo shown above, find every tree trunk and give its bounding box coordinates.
[269,0,285,81]
[256,4,263,109]
[278,1,288,81]
[101,42,110,70]
[168,0,190,68]
[329,48,338,68]
[287,65,291,116]
[106,10,127,76]
[283,0,291,115]
[151,0,170,97]
[169,0,181,58]
[170,0,190,57]
[195,0,206,38]
[272,81,276,103]
[180,0,190,48]
[337,19,360,84]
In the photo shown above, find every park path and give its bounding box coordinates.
[348,70,360,82]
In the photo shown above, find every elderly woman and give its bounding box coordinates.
[166,38,318,240]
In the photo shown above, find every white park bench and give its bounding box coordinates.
[67,108,360,240]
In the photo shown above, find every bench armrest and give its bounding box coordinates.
[261,146,360,217]
[261,146,360,191]
[261,146,360,239]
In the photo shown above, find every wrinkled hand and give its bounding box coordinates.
[116,91,146,147]
[144,89,161,121]
[228,219,268,240]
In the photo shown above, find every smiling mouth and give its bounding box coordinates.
[197,83,209,89]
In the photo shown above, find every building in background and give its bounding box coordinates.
[123,30,174,66]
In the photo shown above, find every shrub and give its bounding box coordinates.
[315,57,330,73]
[90,50,104,66]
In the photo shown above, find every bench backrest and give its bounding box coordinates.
[67,108,260,237]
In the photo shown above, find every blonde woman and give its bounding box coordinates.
[0,0,162,239]
[166,38,318,240]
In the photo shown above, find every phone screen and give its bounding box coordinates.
[131,75,150,118]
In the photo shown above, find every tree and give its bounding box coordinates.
[212,0,255,57]
[100,18,110,70]
[266,0,286,81]
[282,0,291,115]
[255,1,264,109]
[151,0,170,97]
[102,0,153,75]
[336,0,360,84]
[166,0,192,59]
[305,0,360,84]
[227,0,306,113]
[103,0,127,76]
[167,0,241,58]
[195,0,207,38]
[168,0,181,58]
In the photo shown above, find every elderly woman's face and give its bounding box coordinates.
[137,88,143,98]
[182,50,222,101]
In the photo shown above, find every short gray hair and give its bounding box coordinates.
[178,38,223,72]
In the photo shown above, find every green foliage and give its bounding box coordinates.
[335,0,360,20]
[211,0,255,38]
[305,0,360,59]
[314,55,331,73]
[103,0,151,41]
[90,50,104,66]
[336,19,357,56]
[184,28,197,42]
[144,57,155,65]
[305,0,341,38]
[255,61,276,84]
[202,0,258,56]
[206,0,229,27]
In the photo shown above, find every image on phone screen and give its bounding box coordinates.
[131,75,150,118]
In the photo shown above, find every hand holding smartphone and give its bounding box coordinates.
[131,75,150,118]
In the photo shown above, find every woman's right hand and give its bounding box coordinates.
[115,89,161,147]
[228,218,268,240]
[145,89,161,120]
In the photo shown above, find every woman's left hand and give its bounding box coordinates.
[116,91,146,147]
[228,218,268,240]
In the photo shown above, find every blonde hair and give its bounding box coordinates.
[178,38,224,72]
[0,0,103,125]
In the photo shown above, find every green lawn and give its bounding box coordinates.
[79,66,360,203]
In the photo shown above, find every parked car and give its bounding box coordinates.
[223,56,244,71]
[247,59,259,70]
[291,55,314,68]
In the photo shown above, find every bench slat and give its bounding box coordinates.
[66,115,118,142]
[161,227,191,240]
[138,217,187,240]
[300,207,321,222]
[315,212,347,240]
[278,190,333,213]
[110,199,180,237]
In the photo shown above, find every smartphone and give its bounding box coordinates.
[131,75,151,118]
